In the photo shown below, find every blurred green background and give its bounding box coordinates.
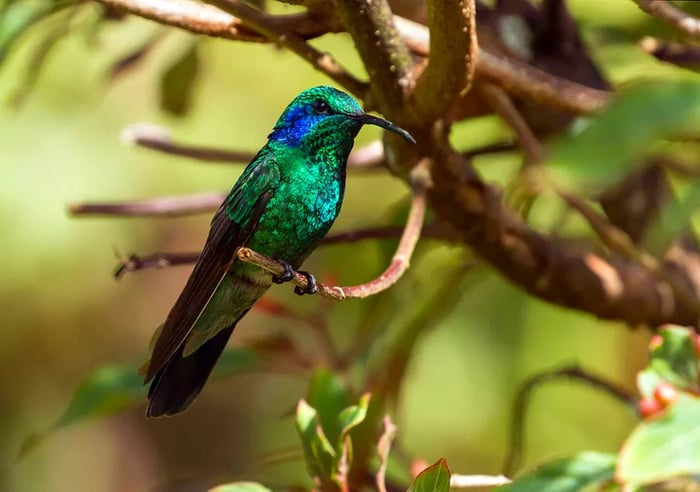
[0,1,674,491]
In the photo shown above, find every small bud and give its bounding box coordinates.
[411,459,429,478]
[649,334,663,351]
[695,335,700,358]
[638,396,663,419]
[654,382,679,408]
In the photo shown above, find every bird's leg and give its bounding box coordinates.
[294,271,318,296]
[272,260,295,284]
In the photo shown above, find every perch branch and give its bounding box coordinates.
[633,0,700,40]
[410,0,478,122]
[68,192,226,217]
[503,365,637,475]
[450,475,511,488]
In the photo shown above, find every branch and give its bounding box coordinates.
[331,0,413,115]
[410,0,478,122]
[502,365,637,475]
[207,0,366,96]
[450,475,511,488]
[633,0,700,40]
[114,252,200,278]
[393,15,611,115]
[428,146,700,326]
[68,192,226,217]
[95,0,366,95]
[122,122,386,169]
[238,167,427,300]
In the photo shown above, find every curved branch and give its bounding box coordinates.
[410,0,478,122]
[633,0,700,40]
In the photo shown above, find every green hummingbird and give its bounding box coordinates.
[143,86,415,417]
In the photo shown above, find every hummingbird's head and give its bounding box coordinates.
[269,86,415,147]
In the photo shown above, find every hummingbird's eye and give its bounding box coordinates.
[312,99,330,114]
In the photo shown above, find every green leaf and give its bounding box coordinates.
[160,41,200,116]
[548,80,700,190]
[498,452,617,492]
[638,325,699,397]
[295,399,337,485]
[617,394,700,486]
[407,458,451,492]
[307,368,350,445]
[337,392,371,443]
[209,482,272,492]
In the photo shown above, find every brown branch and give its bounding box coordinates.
[331,0,413,116]
[206,0,366,96]
[477,82,543,165]
[393,15,611,115]
[503,365,636,475]
[410,0,478,122]
[428,145,700,326]
[68,192,226,217]
[123,122,386,168]
[95,0,366,95]
[114,252,200,278]
[121,123,255,163]
[633,0,700,40]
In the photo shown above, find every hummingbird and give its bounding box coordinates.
[142,86,415,417]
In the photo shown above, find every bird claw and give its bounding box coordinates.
[272,260,295,284]
[294,271,318,296]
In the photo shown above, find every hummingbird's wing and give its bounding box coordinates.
[144,152,281,383]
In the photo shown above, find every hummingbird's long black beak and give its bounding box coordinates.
[349,112,416,144]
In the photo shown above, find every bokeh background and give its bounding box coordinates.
[1,1,674,490]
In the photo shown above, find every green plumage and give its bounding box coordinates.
[142,86,414,417]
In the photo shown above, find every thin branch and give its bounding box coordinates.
[114,252,200,278]
[410,0,478,122]
[559,190,700,318]
[95,0,366,95]
[477,82,543,165]
[121,123,255,163]
[238,168,427,300]
[450,474,511,488]
[331,0,413,115]
[502,365,636,475]
[633,0,700,41]
[122,122,386,168]
[376,416,397,492]
[206,0,366,96]
[393,15,611,115]
[68,192,226,217]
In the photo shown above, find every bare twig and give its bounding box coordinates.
[122,123,386,168]
[411,0,478,122]
[68,192,226,217]
[114,252,200,278]
[633,0,700,40]
[121,123,255,163]
[376,416,397,492]
[478,82,543,165]
[450,474,512,488]
[503,365,636,475]
[207,0,366,96]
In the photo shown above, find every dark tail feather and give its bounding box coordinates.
[146,319,242,418]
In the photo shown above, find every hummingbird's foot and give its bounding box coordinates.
[294,271,318,296]
[272,260,295,284]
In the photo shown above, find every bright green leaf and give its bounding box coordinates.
[618,395,700,486]
[407,458,451,492]
[498,452,617,492]
[209,482,272,492]
[548,80,700,190]
[307,368,350,445]
[337,392,371,443]
[295,399,337,486]
[160,40,200,116]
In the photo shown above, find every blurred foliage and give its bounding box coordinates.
[1,0,700,492]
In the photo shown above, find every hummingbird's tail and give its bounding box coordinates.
[145,313,247,418]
